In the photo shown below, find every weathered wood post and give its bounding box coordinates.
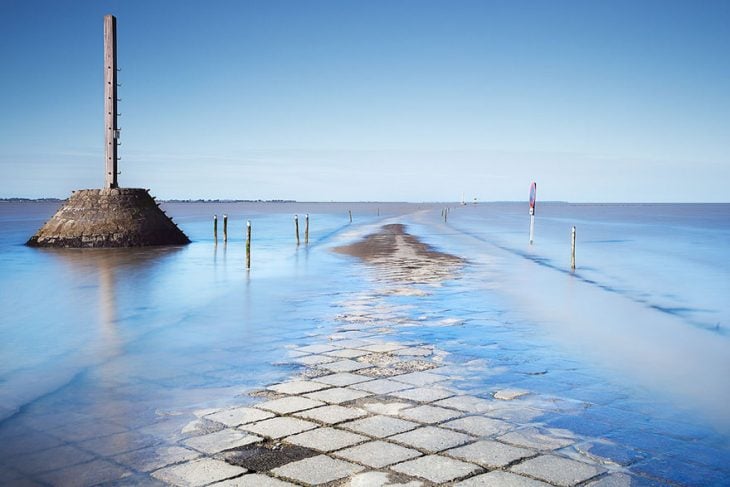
[294,214,300,245]
[246,220,251,269]
[213,215,218,243]
[348,210,352,223]
[104,15,119,189]
[305,214,309,244]
[571,226,576,270]
[223,214,228,242]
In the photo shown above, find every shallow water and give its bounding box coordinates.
[0,200,728,485]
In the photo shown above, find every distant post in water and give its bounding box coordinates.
[246,220,251,269]
[305,214,309,244]
[571,226,576,270]
[104,15,119,189]
[294,214,300,245]
[213,214,218,243]
[223,214,228,242]
[528,182,537,245]
[348,210,352,223]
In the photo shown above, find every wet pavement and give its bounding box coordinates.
[2,219,729,486]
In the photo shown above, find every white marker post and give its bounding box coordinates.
[528,182,537,245]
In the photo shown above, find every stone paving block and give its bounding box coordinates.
[351,378,413,394]
[334,440,422,468]
[398,404,463,424]
[454,470,551,486]
[293,405,367,424]
[348,471,426,486]
[114,445,201,472]
[361,400,414,416]
[211,473,297,486]
[390,387,455,403]
[240,417,318,439]
[284,426,367,452]
[584,473,636,487]
[152,458,246,487]
[268,380,330,395]
[319,359,372,373]
[183,429,262,454]
[359,342,407,353]
[313,372,373,387]
[77,430,161,456]
[293,355,337,366]
[38,458,133,487]
[389,454,480,483]
[446,439,535,468]
[332,339,377,348]
[205,406,275,427]
[324,348,370,359]
[304,387,372,404]
[389,426,476,453]
[296,344,338,354]
[494,388,531,400]
[271,454,364,485]
[340,415,420,437]
[511,454,606,486]
[255,396,325,415]
[434,395,494,414]
[393,371,448,386]
[483,404,544,423]
[498,427,575,451]
[441,415,513,437]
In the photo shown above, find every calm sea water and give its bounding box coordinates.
[0,200,728,484]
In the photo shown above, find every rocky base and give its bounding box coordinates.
[27,188,190,248]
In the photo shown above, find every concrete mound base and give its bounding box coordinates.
[27,188,190,248]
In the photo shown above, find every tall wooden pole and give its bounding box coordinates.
[104,15,118,189]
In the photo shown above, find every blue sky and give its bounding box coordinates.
[1,0,728,201]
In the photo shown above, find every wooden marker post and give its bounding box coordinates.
[294,214,300,245]
[571,226,576,270]
[528,182,537,245]
[348,210,352,223]
[305,214,309,244]
[213,215,218,243]
[104,15,119,189]
[246,220,251,269]
[223,214,228,242]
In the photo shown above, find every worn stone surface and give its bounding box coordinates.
[389,454,480,483]
[210,473,297,486]
[152,458,246,487]
[389,426,475,452]
[360,400,414,416]
[319,359,372,373]
[271,454,364,485]
[441,416,513,437]
[223,442,318,472]
[340,415,419,438]
[268,380,330,395]
[304,387,371,404]
[454,470,552,486]
[511,454,606,486]
[284,427,367,452]
[393,371,448,386]
[494,389,531,401]
[334,440,422,468]
[240,417,318,439]
[27,188,189,247]
[183,429,262,454]
[205,407,275,428]
[389,387,454,403]
[398,404,463,424]
[255,396,325,415]
[446,439,535,468]
[293,405,367,425]
[498,427,575,451]
[351,378,412,394]
[313,372,373,387]
[434,395,494,414]
[347,471,424,486]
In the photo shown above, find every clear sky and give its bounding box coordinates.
[1,0,728,202]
